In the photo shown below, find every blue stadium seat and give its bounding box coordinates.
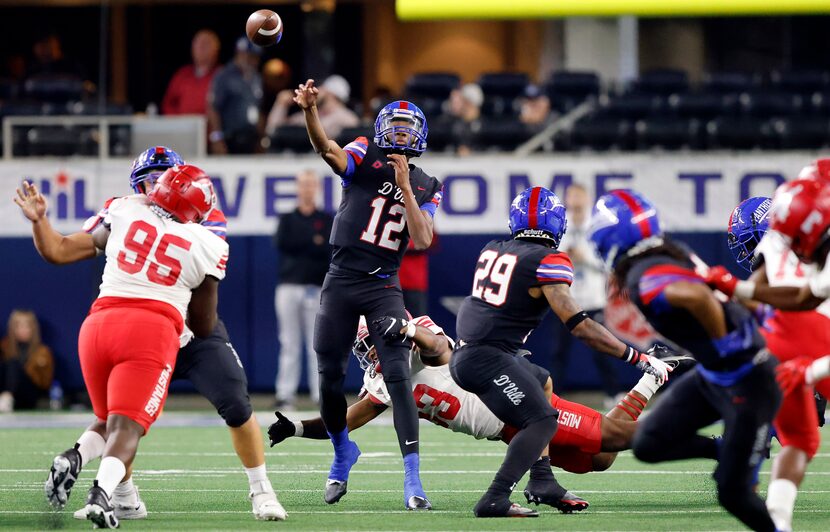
[470,117,534,151]
[478,72,529,117]
[629,69,689,95]
[403,72,460,118]
[769,70,830,95]
[701,72,759,94]
[23,76,85,103]
[269,125,314,153]
[773,117,830,149]
[335,126,373,148]
[669,92,739,119]
[603,93,665,119]
[739,91,802,117]
[0,78,19,101]
[567,112,635,151]
[544,70,601,113]
[635,117,704,150]
[705,117,775,149]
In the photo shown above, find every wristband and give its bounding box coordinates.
[734,280,756,300]
[565,311,590,332]
[624,346,641,365]
[209,130,224,142]
[293,421,304,437]
[404,321,417,339]
[806,357,830,385]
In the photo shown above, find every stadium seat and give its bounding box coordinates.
[669,92,739,119]
[769,70,830,95]
[335,126,373,147]
[24,125,97,156]
[740,91,802,117]
[269,125,314,153]
[22,76,85,103]
[470,118,534,151]
[478,72,529,117]
[701,72,759,94]
[403,73,460,118]
[0,78,19,101]
[544,70,601,114]
[424,114,457,153]
[705,117,775,149]
[635,117,704,150]
[603,93,665,119]
[773,116,830,149]
[629,69,689,95]
[568,112,635,151]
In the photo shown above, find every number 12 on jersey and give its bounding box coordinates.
[472,250,517,306]
[360,196,407,251]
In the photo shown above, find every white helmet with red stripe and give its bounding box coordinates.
[352,316,373,369]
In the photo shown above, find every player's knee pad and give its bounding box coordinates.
[217,397,253,428]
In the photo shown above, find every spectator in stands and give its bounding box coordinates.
[520,84,552,128]
[261,58,293,117]
[367,85,395,120]
[207,37,264,154]
[162,29,220,116]
[0,309,53,412]
[25,33,84,81]
[551,184,622,407]
[447,83,483,155]
[399,235,438,317]
[266,74,359,139]
[273,170,333,409]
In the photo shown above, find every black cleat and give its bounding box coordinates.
[45,446,82,508]
[324,479,347,505]
[473,497,539,518]
[524,487,590,513]
[85,481,119,529]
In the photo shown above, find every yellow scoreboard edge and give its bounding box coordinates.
[396,0,830,20]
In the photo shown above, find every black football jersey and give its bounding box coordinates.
[330,137,443,276]
[625,252,764,371]
[456,239,575,351]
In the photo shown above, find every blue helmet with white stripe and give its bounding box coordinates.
[374,100,428,157]
[129,146,185,193]
[727,196,771,272]
[509,187,567,248]
[587,189,661,267]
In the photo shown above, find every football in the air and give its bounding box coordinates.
[246,9,283,47]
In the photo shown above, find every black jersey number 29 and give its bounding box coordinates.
[360,196,407,251]
[471,250,518,306]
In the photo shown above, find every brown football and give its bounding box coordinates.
[246,9,283,47]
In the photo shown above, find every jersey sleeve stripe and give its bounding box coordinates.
[201,221,227,227]
[639,265,703,304]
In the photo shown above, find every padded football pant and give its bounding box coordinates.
[451,344,558,498]
[633,357,781,532]
[173,320,253,428]
[314,266,419,456]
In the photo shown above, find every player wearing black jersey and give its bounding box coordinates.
[588,189,781,532]
[452,187,671,518]
[294,80,442,510]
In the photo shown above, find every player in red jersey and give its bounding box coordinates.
[34,147,284,522]
[269,314,691,512]
[15,165,226,529]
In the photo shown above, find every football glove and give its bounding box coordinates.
[705,266,738,298]
[372,316,415,343]
[625,345,672,385]
[776,358,811,396]
[268,411,296,447]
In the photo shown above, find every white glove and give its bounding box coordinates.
[636,354,671,385]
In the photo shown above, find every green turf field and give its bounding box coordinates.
[1,413,828,530]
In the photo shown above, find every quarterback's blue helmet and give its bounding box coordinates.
[129,146,185,193]
[727,196,771,272]
[588,189,661,267]
[509,187,567,248]
[374,100,428,157]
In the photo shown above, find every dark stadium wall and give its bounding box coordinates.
[0,231,737,397]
